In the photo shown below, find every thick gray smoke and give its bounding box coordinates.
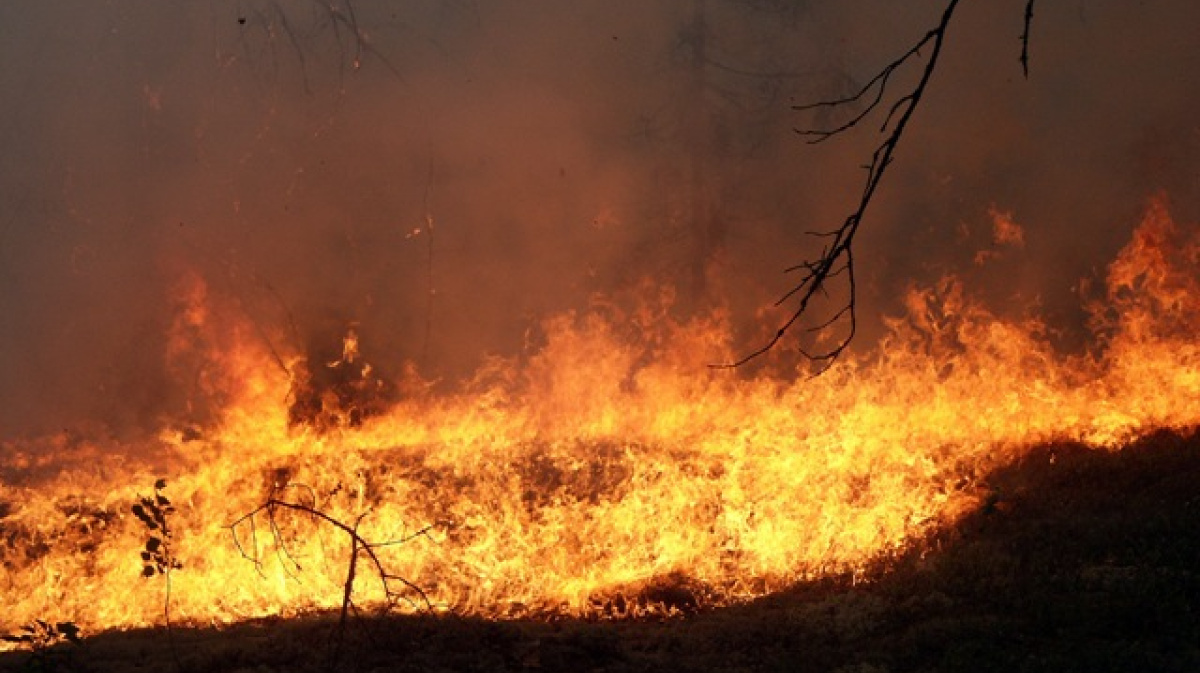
[1,0,1198,438]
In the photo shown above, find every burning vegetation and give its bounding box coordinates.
[286,327,396,432]
[2,196,1199,649]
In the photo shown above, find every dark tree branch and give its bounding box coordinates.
[230,483,433,664]
[793,62,894,144]
[717,0,964,369]
[1020,0,1037,78]
[721,0,1044,369]
[231,486,433,609]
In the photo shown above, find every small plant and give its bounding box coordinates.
[131,478,182,577]
[3,620,81,672]
[131,478,182,670]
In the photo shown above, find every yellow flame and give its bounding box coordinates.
[2,196,1199,642]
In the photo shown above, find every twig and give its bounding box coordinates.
[230,484,434,667]
[421,159,436,366]
[716,0,963,368]
[331,511,367,666]
[1020,0,1037,78]
[721,0,1042,368]
[133,480,183,672]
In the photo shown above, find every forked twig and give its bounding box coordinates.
[718,0,962,369]
[720,0,1044,368]
[230,483,433,667]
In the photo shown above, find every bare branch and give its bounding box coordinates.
[717,0,964,368]
[1020,0,1037,78]
[880,93,915,135]
[723,0,1046,368]
[230,482,437,666]
[230,483,434,617]
[794,65,892,144]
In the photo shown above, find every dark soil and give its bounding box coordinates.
[5,429,1200,673]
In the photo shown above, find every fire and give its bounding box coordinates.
[2,197,1199,642]
[973,205,1025,264]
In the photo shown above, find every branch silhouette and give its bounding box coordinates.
[722,0,1038,368]
[231,483,433,666]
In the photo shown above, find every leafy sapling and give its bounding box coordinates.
[131,478,182,577]
[131,479,185,669]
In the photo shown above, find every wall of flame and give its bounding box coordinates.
[2,198,1199,640]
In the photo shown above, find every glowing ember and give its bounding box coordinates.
[2,197,1199,642]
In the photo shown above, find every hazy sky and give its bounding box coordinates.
[1,0,1198,438]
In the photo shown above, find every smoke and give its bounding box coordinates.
[853,0,1200,338]
[1,0,1198,438]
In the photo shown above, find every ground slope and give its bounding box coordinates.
[5,430,1200,673]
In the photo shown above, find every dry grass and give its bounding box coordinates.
[5,429,1200,673]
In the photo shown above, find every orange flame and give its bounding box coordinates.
[2,196,1199,641]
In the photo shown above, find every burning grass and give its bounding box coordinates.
[2,197,1200,667]
[4,430,1199,672]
